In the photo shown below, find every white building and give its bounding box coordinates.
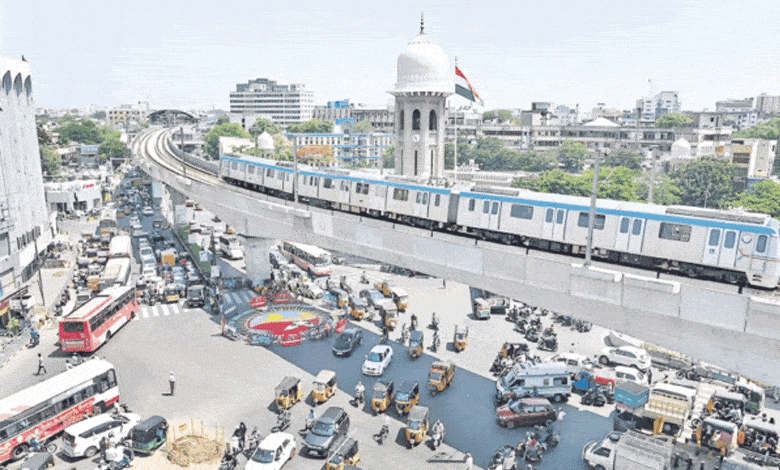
[389,20,452,178]
[44,180,102,213]
[755,94,780,115]
[106,104,149,129]
[637,91,681,125]
[0,58,52,303]
[716,98,757,130]
[229,78,314,126]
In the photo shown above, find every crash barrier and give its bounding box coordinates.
[167,139,220,174]
[165,419,224,468]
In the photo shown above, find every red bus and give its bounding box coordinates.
[0,358,119,462]
[280,241,333,276]
[59,285,138,353]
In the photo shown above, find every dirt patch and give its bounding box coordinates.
[167,434,222,467]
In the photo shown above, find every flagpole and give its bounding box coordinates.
[453,57,458,182]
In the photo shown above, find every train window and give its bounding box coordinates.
[556,210,565,224]
[267,168,274,177]
[356,183,363,193]
[248,166,255,174]
[434,194,441,207]
[708,229,721,246]
[632,219,643,235]
[545,209,553,223]
[510,204,533,219]
[577,212,605,230]
[239,163,245,171]
[483,201,490,214]
[659,223,691,242]
[422,193,428,204]
[278,172,284,180]
[361,184,369,195]
[468,199,475,211]
[416,192,422,203]
[757,235,768,253]
[491,202,499,215]
[323,178,333,189]
[231,162,238,170]
[393,188,409,201]
[620,218,629,233]
[724,231,736,249]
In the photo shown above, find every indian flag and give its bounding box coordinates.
[455,66,483,106]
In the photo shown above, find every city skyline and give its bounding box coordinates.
[2,0,779,113]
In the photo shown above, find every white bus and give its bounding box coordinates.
[108,235,132,259]
[100,258,132,289]
[281,241,332,276]
[218,234,243,260]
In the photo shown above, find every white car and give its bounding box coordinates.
[599,346,652,371]
[142,206,154,216]
[131,222,143,233]
[245,432,296,470]
[614,365,648,385]
[549,352,592,376]
[62,412,142,458]
[362,345,393,376]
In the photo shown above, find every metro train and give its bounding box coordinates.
[219,153,780,288]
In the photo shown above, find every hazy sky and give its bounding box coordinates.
[1,0,778,113]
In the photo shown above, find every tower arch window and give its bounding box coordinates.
[429,110,437,130]
[13,74,22,96]
[399,110,404,131]
[412,109,421,130]
[2,72,11,94]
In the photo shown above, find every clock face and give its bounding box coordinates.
[412,134,420,143]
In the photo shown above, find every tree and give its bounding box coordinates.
[733,118,780,140]
[483,109,513,123]
[733,180,780,218]
[250,118,280,136]
[40,144,61,176]
[351,121,375,133]
[55,119,101,144]
[671,159,738,208]
[557,141,588,172]
[98,138,131,161]
[444,141,471,170]
[273,135,293,161]
[603,150,643,171]
[517,151,557,172]
[383,145,395,169]
[638,173,682,205]
[594,166,642,202]
[216,116,229,125]
[654,113,693,128]
[516,169,589,196]
[287,119,333,134]
[204,123,250,159]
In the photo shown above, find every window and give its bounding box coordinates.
[393,188,409,201]
[483,201,490,214]
[659,223,691,242]
[399,110,404,131]
[619,218,629,233]
[491,202,499,215]
[556,210,565,224]
[416,192,422,203]
[2,72,10,94]
[360,183,369,195]
[757,235,768,253]
[510,204,533,219]
[266,168,274,177]
[468,199,475,212]
[553,377,568,386]
[231,162,237,170]
[323,178,333,189]
[278,172,284,180]
[708,229,721,246]
[422,193,428,204]
[724,231,736,249]
[247,165,255,174]
[434,194,441,207]
[429,110,437,130]
[543,378,550,386]
[356,183,364,194]
[594,447,611,458]
[578,212,605,230]
[545,209,553,223]
[412,110,421,130]
[632,219,643,235]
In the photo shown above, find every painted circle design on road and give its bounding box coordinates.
[233,303,331,338]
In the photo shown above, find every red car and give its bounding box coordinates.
[496,398,557,429]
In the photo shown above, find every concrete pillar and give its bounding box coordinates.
[242,236,275,288]
[168,187,188,229]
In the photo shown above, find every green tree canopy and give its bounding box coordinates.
[483,109,513,123]
[516,169,589,197]
[654,113,693,128]
[603,150,643,171]
[215,116,229,125]
[250,118,280,136]
[287,119,333,134]
[383,145,395,169]
[733,180,780,219]
[671,159,739,208]
[204,123,250,159]
[351,121,375,133]
[557,141,588,172]
[40,145,61,176]
[733,118,780,140]
[56,119,101,144]
[98,138,131,160]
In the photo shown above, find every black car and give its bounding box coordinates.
[332,328,363,357]
[303,406,350,457]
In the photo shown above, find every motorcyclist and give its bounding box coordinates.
[431,420,445,448]
[431,311,439,329]
[305,408,316,431]
[432,330,440,351]
[355,381,366,405]
[410,313,418,331]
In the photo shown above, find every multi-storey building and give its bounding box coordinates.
[313,100,395,133]
[106,104,149,129]
[755,93,780,115]
[637,91,681,125]
[229,78,314,126]
[285,132,393,162]
[0,58,52,319]
[715,98,757,130]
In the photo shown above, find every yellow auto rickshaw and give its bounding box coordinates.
[375,280,393,297]
[389,286,408,312]
[330,288,349,308]
[371,380,395,414]
[428,360,455,396]
[275,376,303,410]
[453,325,469,352]
[164,284,181,303]
[394,381,420,415]
[405,405,430,448]
[379,301,398,330]
[408,330,424,359]
[325,437,360,470]
[349,296,368,321]
[312,370,338,404]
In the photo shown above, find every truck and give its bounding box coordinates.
[613,381,696,437]
[583,430,673,470]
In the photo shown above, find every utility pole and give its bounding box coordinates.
[585,149,606,267]
[292,134,298,203]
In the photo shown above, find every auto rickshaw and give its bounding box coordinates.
[394,381,421,415]
[371,380,395,414]
[312,370,338,404]
[330,288,349,308]
[275,376,303,410]
[349,296,368,321]
[163,284,180,303]
[325,437,360,470]
[428,360,456,395]
[453,325,469,352]
[390,286,408,311]
[375,280,394,297]
[408,330,424,358]
[473,298,490,319]
[129,415,168,455]
[379,301,398,330]
[405,406,430,447]
[708,390,747,416]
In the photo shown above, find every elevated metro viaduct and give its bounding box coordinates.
[135,129,780,386]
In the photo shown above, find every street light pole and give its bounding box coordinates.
[585,148,606,267]
[292,134,298,203]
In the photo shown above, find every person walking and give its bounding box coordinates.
[464,452,473,470]
[36,353,47,375]
[169,372,176,396]
[442,278,446,289]
[647,368,653,384]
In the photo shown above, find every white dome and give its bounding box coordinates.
[257,131,274,151]
[394,32,452,94]
[671,138,691,159]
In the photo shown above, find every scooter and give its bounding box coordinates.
[581,387,608,407]
[271,411,291,433]
[374,424,389,445]
[525,328,539,343]
[27,330,40,348]
[218,446,238,470]
[431,425,444,449]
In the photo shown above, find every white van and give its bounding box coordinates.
[550,352,592,376]
[62,412,141,458]
[496,361,571,404]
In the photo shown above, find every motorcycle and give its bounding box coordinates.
[374,423,389,445]
[353,383,365,407]
[532,425,560,449]
[537,336,558,352]
[218,446,238,470]
[27,330,40,348]
[574,319,592,332]
[529,317,541,329]
[246,428,260,453]
[431,423,445,450]
[400,323,409,345]
[559,316,573,327]
[525,328,539,343]
[431,331,440,352]
[517,433,543,464]
[514,320,528,334]
[488,445,517,470]
[271,410,291,432]
[581,386,610,407]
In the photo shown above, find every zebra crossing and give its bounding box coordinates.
[134,289,257,320]
[137,302,200,319]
